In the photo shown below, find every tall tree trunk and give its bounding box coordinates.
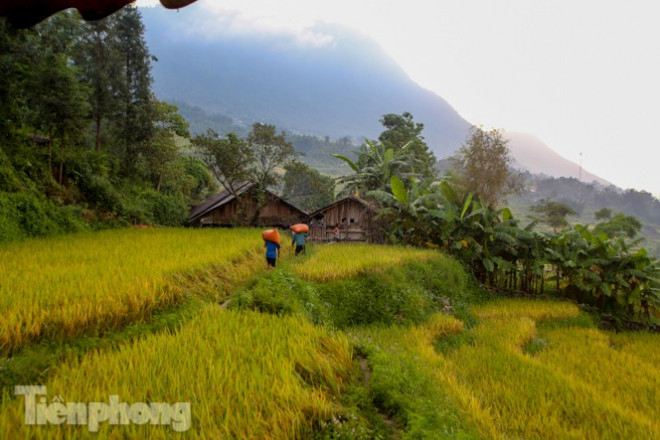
[48,126,53,176]
[95,115,102,152]
[58,136,65,185]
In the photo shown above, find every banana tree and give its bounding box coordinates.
[367,176,443,246]
[333,139,419,197]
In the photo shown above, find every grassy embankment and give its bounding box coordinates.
[0,231,658,438]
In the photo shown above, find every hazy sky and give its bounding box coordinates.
[139,0,659,195]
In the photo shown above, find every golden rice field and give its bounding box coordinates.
[0,228,261,354]
[0,307,353,439]
[292,242,441,282]
[2,230,659,439]
[351,299,660,439]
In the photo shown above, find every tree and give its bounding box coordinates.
[192,130,253,197]
[140,101,190,192]
[334,139,418,197]
[531,199,576,232]
[282,161,335,212]
[594,212,643,239]
[108,5,154,175]
[142,130,178,192]
[367,176,443,245]
[33,52,90,183]
[152,101,189,138]
[594,207,612,221]
[73,17,122,152]
[378,112,436,178]
[246,123,296,190]
[450,126,523,208]
[178,156,216,203]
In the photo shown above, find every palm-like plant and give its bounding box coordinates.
[333,139,419,197]
[367,176,443,245]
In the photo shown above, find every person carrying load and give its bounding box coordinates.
[262,229,281,269]
[290,223,309,256]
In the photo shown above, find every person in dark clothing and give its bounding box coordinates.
[291,231,308,256]
[265,240,280,269]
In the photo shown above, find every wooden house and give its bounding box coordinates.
[188,182,306,228]
[308,196,382,243]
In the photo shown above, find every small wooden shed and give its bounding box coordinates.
[308,196,382,243]
[188,182,306,228]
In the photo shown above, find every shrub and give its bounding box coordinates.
[140,190,188,226]
[233,249,472,330]
[232,271,327,323]
[0,191,90,243]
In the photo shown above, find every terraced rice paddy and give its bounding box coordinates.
[1,230,658,439]
[351,299,660,439]
[0,228,260,354]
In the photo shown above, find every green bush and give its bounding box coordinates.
[314,273,433,328]
[65,151,124,213]
[0,193,25,242]
[0,148,23,192]
[0,191,89,243]
[140,190,187,226]
[118,187,188,226]
[233,257,472,329]
[231,271,327,324]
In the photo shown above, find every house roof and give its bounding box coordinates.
[188,182,253,223]
[188,182,307,223]
[309,196,376,218]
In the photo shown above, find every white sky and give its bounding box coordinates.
[139,0,660,195]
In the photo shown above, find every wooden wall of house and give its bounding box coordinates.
[309,199,378,242]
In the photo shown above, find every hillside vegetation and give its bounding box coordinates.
[510,175,660,257]
[1,8,659,438]
[0,8,218,243]
[1,229,658,439]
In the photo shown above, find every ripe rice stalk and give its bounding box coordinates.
[0,308,353,438]
[0,228,263,354]
[292,243,441,282]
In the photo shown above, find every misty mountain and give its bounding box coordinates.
[505,132,610,186]
[140,6,471,158]
[140,6,611,187]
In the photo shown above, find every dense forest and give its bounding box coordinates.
[0,7,217,241]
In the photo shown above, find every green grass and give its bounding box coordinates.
[232,244,474,329]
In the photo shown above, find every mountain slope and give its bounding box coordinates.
[140,7,471,157]
[505,132,610,186]
[140,7,614,187]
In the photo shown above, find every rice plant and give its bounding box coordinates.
[0,307,353,439]
[0,228,261,354]
[351,299,660,439]
[292,243,442,282]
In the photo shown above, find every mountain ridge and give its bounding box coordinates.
[141,6,471,158]
[505,131,610,186]
[140,6,612,187]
